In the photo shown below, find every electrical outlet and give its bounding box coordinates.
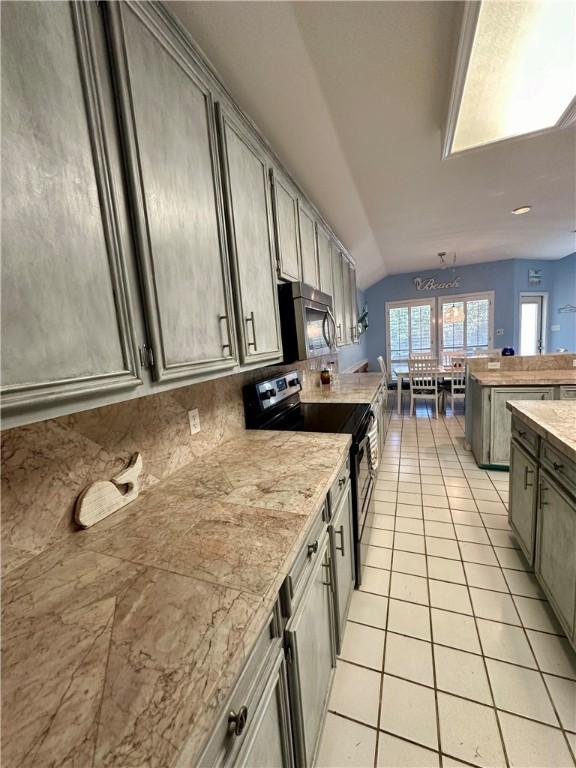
[487,362,501,369]
[551,324,560,332]
[496,328,504,336]
[188,408,201,435]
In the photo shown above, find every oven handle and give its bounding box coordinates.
[322,311,331,350]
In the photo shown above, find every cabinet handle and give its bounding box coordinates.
[553,462,564,471]
[228,706,248,736]
[338,477,346,488]
[523,466,534,489]
[517,430,526,438]
[540,485,548,510]
[308,540,319,556]
[336,524,345,556]
[218,314,231,353]
[337,323,342,341]
[245,312,257,351]
[322,561,332,589]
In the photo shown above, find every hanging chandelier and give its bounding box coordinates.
[444,303,465,324]
[439,251,464,323]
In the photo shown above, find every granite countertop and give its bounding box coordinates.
[300,372,385,404]
[506,400,576,462]
[470,369,576,386]
[2,429,351,768]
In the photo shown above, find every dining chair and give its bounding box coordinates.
[447,357,466,413]
[409,351,431,359]
[408,357,442,418]
[377,355,406,406]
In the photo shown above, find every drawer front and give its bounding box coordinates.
[328,456,350,519]
[197,604,282,768]
[511,416,540,457]
[560,386,576,400]
[281,508,327,617]
[540,442,576,498]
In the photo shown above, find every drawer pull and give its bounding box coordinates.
[524,466,534,489]
[540,485,548,509]
[228,705,248,736]
[336,525,346,556]
[308,540,319,556]
[553,462,564,471]
[517,430,527,438]
[338,477,346,488]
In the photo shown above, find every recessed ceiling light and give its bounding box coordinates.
[443,1,576,157]
[512,206,532,215]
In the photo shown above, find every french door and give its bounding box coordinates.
[385,299,435,370]
[519,294,546,355]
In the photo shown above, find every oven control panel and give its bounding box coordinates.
[243,370,303,428]
[256,370,301,411]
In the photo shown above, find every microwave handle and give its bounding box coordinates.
[326,308,337,350]
[322,312,331,350]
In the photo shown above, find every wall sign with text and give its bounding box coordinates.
[413,276,461,291]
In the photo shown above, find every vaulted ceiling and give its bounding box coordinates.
[168,1,576,288]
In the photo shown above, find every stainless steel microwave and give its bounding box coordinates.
[278,282,337,361]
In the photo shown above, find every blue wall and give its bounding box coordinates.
[338,289,369,370]
[364,255,576,370]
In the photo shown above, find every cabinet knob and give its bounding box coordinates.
[228,705,248,736]
[308,540,319,556]
[338,477,346,487]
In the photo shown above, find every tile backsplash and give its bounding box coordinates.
[1,356,337,574]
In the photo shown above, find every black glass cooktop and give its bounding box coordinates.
[260,401,370,441]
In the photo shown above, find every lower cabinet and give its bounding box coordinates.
[235,647,294,768]
[489,387,555,466]
[285,532,335,768]
[536,471,576,642]
[329,481,355,654]
[508,440,538,564]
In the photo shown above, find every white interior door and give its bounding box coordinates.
[520,294,545,355]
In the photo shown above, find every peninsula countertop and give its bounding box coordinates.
[506,400,576,462]
[470,369,576,387]
[300,372,385,404]
[2,429,351,768]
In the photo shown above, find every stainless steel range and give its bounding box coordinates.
[243,370,375,587]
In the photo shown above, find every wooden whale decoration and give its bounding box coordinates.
[75,452,143,529]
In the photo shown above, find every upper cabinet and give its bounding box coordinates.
[331,244,345,346]
[316,225,333,299]
[1,1,141,418]
[298,202,319,289]
[349,262,359,343]
[270,168,301,282]
[217,106,283,366]
[342,258,353,345]
[106,2,237,382]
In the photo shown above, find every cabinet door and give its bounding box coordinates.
[489,388,555,466]
[106,2,237,382]
[536,472,576,641]
[286,536,335,768]
[329,481,355,653]
[218,107,282,365]
[316,225,333,299]
[331,244,345,346]
[342,257,353,344]
[236,648,294,768]
[349,264,358,343]
[508,441,538,564]
[298,203,319,289]
[270,169,301,282]
[1,1,140,415]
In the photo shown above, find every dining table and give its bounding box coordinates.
[392,364,456,415]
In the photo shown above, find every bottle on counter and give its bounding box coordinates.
[320,366,331,386]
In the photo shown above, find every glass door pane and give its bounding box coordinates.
[520,296,543,355]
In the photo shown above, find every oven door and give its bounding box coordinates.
[356,429,375,536]
[296,297,337,359]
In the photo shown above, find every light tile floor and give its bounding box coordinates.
[317,402,576,768]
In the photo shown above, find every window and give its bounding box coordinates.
[386,299,435,369]
[439,292,494,355]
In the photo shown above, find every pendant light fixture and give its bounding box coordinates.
[442,252,464,324]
